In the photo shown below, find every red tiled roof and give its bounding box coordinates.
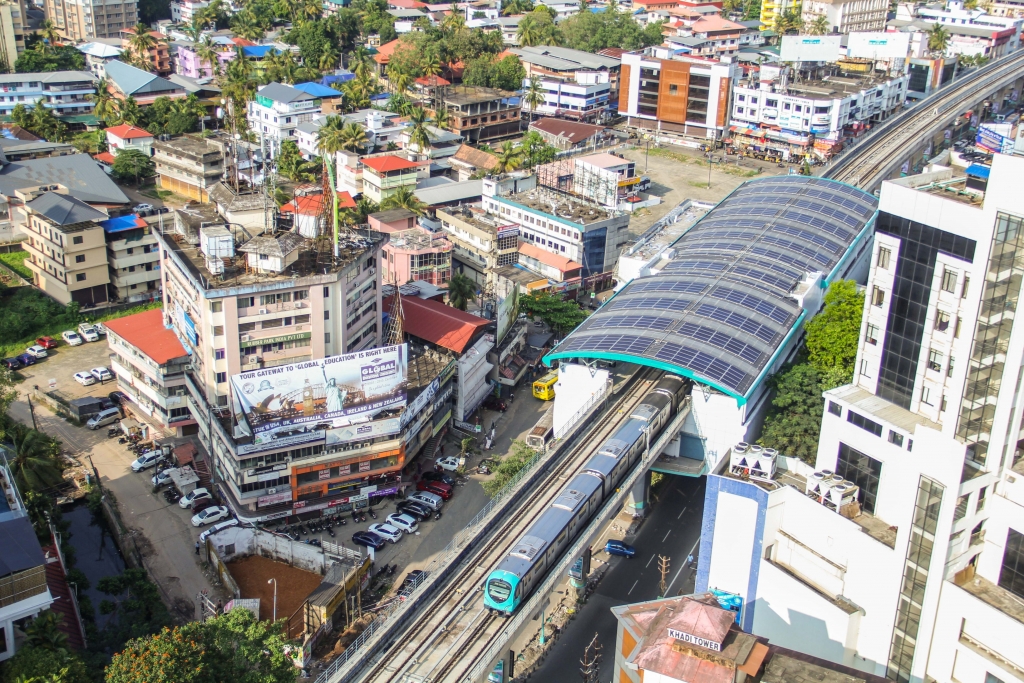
[519,243,582,273]
[416,74,451,86]
[452,144,498,171]
[691,14,745,31]
[41,546,86,651]
[374,38,402,64]
[529,117,607,143]
[383,294,491,353]
[361,154,419,173]
[105,124,153,140]
[231,37,257,46]
[280,191,357,216]
[103,308,188,366]
[93,152,116,164]
[390,0,428,7]
[598,47,625,58]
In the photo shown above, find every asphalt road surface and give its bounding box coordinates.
[526,473,707,682]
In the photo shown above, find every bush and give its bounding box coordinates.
[0,250,31,279]
[482,440,538,497]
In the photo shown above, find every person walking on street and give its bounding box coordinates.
[195,541,201,556]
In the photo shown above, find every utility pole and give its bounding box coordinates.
[580,633,602,683]
[658,555,671,598]
[26,392,36,430]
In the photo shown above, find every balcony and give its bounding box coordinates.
[112,268,160,288]
[238,299,309,318]
[109,250,159,269]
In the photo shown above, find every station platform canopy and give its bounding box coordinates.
[544,176,878,404]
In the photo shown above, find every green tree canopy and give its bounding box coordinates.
[804,279,864,390]
[105,608,294,683]
[446,273,476,311]
[757,362,824,464]
[518,291,588,335]
[14,45,85,73]
[558,5,664,52]
[111,149,155,186]
[1,644,91,683]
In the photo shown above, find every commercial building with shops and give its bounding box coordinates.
[698,155,1024,683]
[510,46,620,122]
[437,205,521,289]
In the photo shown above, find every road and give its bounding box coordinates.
[521,473,706,682]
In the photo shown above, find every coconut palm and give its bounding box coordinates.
[195,35,223,77]
[7,429,63,493]
[804,14,829,35]
[342,77,373,111]
[90,78,117,123]
[38,19,59,51]
[523,76,544,119]
[421,54,442,79]
[432,106,450,130]
[319,47,340,72]
[406,106,435,156]
[114,96,142,126]
[316,115,347,156]
[442,5,466,34]
[388,66,414,95]
[927,23,951,56]
[338,121,369,151]
[503,0,534,14]
[182,16,204,43]
[446,272,476,311]
[198,0,226,28]
[349,46,374,79]
[380,186,426,215]
[231,11,265,42]
[516,15,542,46]
[300,0,322,22]
[494,141,524,173]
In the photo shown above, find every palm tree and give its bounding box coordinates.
[349,46,374,79]
[442,5,466,34]
[340,121,369,151]
[421,54,442,79]
[927,23,951,56]
[195,35,223,77]
[127,23,158,70]
[114,96,142,126]
[300,0,322,22]
[804,14,829,35]
[90,78,116,123]
[523,76,544,119]
[7,429,63,493]
[380,186,426,214]
[517,15,542,46]
[38,19,59,51]
[316,115,347,156]
[407,106,435,156]
[432,106,450,130]
[182,16,204,43]
[388,67,414,95]
[446,272,476,311]
[231,11,265,42]
[494,141,523,173]
[198,0,225,29]
[25,611,68,652]
[503,0,533,14]
[319,47,340,72]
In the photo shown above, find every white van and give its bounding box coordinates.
[408,491,443,511]
[87,407,122,430]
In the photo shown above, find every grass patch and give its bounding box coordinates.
[688,181,711,189]
[0,250,32,279]
[0,286,161,358]
[648,147,760,178]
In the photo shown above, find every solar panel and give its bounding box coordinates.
[713,287,796,326]
[610,296,691,312]
[677,322,765,366]
[728,265,796,293]
[630,280,707,294]
[587,315,673,332]
[560,334,654,356]
[654,343,752,394]
[760,234,835,267]
[694,303,780,345]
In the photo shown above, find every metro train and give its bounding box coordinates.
[483,374,689,615]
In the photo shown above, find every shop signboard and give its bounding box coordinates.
[780,35,841,63]
[847,32,910,60]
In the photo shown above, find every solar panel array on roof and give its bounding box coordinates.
[545,176,878,398]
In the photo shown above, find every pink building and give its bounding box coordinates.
[176,41,236,79]
[369,209,453,287]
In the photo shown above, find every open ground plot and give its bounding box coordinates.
[227,554,323,622]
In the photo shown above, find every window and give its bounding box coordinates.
[73,235,83,244]
[954,316,962,338]
[836,443,882,513]
[927,348,943,372]
[866,324,879,345]
[669,84,678,95]
[998,528,1024,599]
[921,386,932,405]
[962,275,970,298]
[888,430,904,447]
[215,372,227,383]
[213,326,224,336]
[941,395,947,412]
[74,254,85,263]
[860,359,870,378]
[986,674,1006,683]
[324,310,330,320]
[211,301,223,313]
[877,246,891,270]
[237,296,254,308]
[324,287,330,297]
[948,356,955,378]
[847,410,883,437]
[325,332,331,344]
[239,322,256,333]
[215,348,225,360]
[977,486,987,512]
[935,310,951,332]
[828,401,842,417]
[76,273,86,281]
[872,286,885,307]
[941,268,958,293]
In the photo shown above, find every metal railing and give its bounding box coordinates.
[554,382,609,439]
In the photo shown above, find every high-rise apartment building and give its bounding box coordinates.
[699,154,1024,683]
[0,0,27,73]
[44,0,138,41]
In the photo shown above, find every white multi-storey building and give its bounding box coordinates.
[169,0,209,22]
[247,82,321,148]
[44,0,138,40]
[699,154,1024,683]
[802,0,889,33]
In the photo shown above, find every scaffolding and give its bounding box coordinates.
[535,156,623,209]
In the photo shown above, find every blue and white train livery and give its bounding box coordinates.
[483,374,688,615]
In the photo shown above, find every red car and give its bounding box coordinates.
[416,480,453,500]
[35,336,58,349]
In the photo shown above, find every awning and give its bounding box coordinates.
[965,163,991,179]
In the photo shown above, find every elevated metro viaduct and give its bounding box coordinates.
[542,175,879,512]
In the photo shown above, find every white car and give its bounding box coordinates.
[200,517,239,541]
[151,468,177,486]
[61,330,83,346]
[73,371,96,386]
[435,456,460,472]
[26,345,47,359]
[179,487,211,509]
[368,523,402,543]
[91,367,113,382]
[386,513,419,534]
[191,505,230,527]
[93,322,107,336]
[131,450,164,472]
[77,324,100,342]
[134,203,154,212]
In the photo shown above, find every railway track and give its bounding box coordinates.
[826,49,1024,189]
[356,369,664,683]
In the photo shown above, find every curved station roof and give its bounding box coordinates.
[545,176,878,402]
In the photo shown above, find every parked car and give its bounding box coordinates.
[151,468,176,487]
[2,358,21,370]
[435,456,460,472]
[134,203,154,213]
[351,531,386,551]
[93,322,107,336]
[395,501,432,521]
[199,518,239,542]
[179,487,212,509]
[482,396,507,412]
[91,367,113,382]
[16,353,35,366]
[87,407,121,429]
[35,336,58,350]
[130,450,164,472]
[605,539,636,558]
[385,513,419,534]
[26,345,48,359]
[367,523,402,543]
[416,480,452,500]
[192,506,230,527]
[73,371,96,386]
[77,324,100,342]
[421,471,455,487]
[408,491,443,511]
[61,331,83,346]
[108,391,128,405]
[398,569,428,593]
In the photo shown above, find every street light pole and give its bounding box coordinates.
[706,153,713,189]
[268,578,277,622]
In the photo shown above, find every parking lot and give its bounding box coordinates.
[14,334,117,402]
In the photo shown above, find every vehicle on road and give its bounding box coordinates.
[134,203,154,212]
[2,358,21,370]
[526,404,555,451]
[26,345,48,359]
[73,371,96,386]
[636,175,651,192]
[16,353,35,366]
[421,471,455,486]
[395,501,432,521]
[482,396,507,412]
[93,322,107,336]
[62,331,84,346]
[368,523,402,543]
[192,506,230,527]
[399,569,428,593]
[130,450,164,472]
[605,539,636,557]
[532,371,558,400]
[35,336,58,349]
[435,456,460,472]
[179,487,212,509]
[385,513,419,534]
[416,480,453,500]
[351,531,386,551]
[77,324,100,342]
[87,407,121,429]
[91,367,113,382]
[200,518,239,541]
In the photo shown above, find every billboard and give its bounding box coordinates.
[231,344,408,447]
[977,123,1014,154]
[496,283,520,345]
[780,35,842,63]
[847,32,910,60]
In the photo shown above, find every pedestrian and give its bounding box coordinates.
[195,541,201,556]
[509,392,515,403]
[687,554,694,566]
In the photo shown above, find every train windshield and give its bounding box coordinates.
[487,578,513,603]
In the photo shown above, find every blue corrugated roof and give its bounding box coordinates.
[965,163,990,179]
[98,214,145,233]
[293,82,343,98]
[243,45,280,58]
[322,72,355,85]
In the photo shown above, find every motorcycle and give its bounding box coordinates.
[327,526,335,538]
[107,427,120,438]
[337,517,346,526]
[368,508,377,520]
[434,510,442,521]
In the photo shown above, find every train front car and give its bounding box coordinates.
[483,568,523,614]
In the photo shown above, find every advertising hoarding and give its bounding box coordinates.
[231,344,408,446]
[496,283,520,346]
[977,123,1014,153]
[847,32,910,60]
[325,417,401,446]
[780,35,841,63]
